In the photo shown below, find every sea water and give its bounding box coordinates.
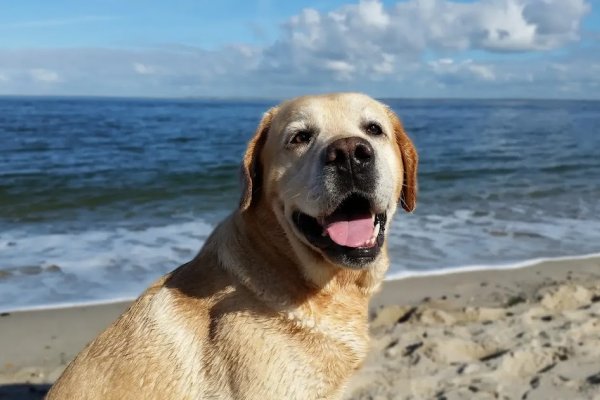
[1,97,599,310]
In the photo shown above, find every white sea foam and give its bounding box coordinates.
[386,208,600,272]
[0,219,214,312]
[5,252,600,314]
[2,209,600,313]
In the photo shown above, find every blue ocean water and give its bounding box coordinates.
[1,97,600,310]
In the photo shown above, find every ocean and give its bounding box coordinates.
[1,96,600,311]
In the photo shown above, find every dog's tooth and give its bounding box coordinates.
[365,224,379,246]
[321,229,328,237]
[372,222,380,239]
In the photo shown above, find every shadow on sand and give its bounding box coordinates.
[0,384,50,400]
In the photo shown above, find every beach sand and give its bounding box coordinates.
[2,256,600,399]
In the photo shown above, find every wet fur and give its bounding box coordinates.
[48,93,418,400]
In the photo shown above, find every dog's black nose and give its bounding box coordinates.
[325,137,374,172]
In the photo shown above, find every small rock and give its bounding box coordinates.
[385,347,398,358]
[403,341,423,357]
[538,363,556,374]
[20,266,43,275]
[410,353,421,366]
[45,264,62,273]
[505,295,527,307]
[530,376,540,389]
[0,270,12,278]
[461,363,480,375]
[586,372,600,385]
[384,339,399,358]
[480,349,509,362]
[396,307,417,324]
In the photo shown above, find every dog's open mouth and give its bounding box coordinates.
[292,193,387,267]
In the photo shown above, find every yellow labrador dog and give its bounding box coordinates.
[47,93,418,400]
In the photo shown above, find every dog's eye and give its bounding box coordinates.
[290,129,313,145]
[366,123,383,136]
[366,122,383,136]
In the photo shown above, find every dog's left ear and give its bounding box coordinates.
[239,107,278,212]
[387,109,418,212]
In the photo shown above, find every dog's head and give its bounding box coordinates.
[239,93,417,273]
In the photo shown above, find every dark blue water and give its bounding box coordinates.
[1,97,600,310]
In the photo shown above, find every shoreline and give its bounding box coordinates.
[2,255,600,399]
[3,251,600,314]
[386,250,600,280]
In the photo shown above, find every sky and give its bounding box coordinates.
[0,0,598,99]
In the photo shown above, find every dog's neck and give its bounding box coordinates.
[208,204,386,316]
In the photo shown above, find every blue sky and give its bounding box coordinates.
[0,0,598,98]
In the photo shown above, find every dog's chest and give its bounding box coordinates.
[207,310,368,399]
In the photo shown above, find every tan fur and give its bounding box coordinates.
[47,93,418,400]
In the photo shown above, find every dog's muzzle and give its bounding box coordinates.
[290,137,388,268]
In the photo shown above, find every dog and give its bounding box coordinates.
[47,93,418,400]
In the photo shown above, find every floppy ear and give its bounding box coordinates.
[239,107,278,212]
[387,109,418,212]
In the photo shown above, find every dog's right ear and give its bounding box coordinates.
[239,107,278,212]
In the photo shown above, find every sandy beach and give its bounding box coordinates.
[2,256,600,399]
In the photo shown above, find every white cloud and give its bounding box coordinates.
[437,58,454,66]
[468,64,496,81]
[255,0,591,85]
[29,68,60,83]
[523,0,589,40]
[429,58,496,82]
[0,0,595,98]
[356,0,390,29]
[372,53,395,74]
[324,60,356,80]
[133,63,156,75]
[386,0,590,52]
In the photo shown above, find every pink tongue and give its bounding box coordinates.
[325,216,374,248]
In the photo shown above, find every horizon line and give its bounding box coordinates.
[1,94,599,102]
